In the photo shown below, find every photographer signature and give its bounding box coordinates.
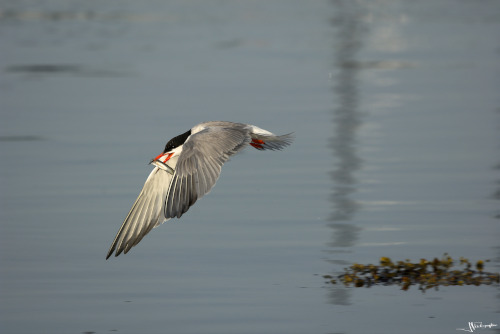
[457,322,498,332]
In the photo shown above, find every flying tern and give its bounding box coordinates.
[106,121,293,259]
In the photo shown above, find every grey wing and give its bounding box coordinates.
[164,127,251,219]
[106,167,173,259]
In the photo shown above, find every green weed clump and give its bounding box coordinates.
[324,254,499,292]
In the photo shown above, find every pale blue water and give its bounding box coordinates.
[1,1,499,333]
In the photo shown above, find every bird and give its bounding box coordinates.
[106,121,293,259]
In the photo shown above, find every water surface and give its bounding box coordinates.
[1,1,499,333]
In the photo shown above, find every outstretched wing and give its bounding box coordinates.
[106,167,173,259]
[164,126,251,219]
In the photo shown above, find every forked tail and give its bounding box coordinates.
[250,132,294,150]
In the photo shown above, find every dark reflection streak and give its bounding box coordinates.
[492,163,500,219]
[326,0,368,306]
[0,135,44,142]
[6,64,83,74]
[4,64,132,78]
[328,0,367,246]
[497,246,500,313]
[493,109,500,309]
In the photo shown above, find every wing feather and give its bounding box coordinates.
[164,127,251,219]
[106,167,173,259]
[250,133,294,151]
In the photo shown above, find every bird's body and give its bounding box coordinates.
[106,121,293,259]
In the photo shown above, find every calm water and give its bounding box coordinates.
[1,1,499,333]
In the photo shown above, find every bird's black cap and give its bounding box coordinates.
[163,129,191,152]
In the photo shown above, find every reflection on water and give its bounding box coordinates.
[327,287,350,306]
[5,64,131,77]
[0,8,166,23]
[6,64,82,74]
[336,60,416,70]
[493,163,500,219]
[327,0,369,306]
[326,0,500,311]
[0,135,44,142]
[328,0,367,247]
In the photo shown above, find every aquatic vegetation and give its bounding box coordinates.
[325,254,499,292]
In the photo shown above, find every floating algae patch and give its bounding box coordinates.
[325,254,499,292]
